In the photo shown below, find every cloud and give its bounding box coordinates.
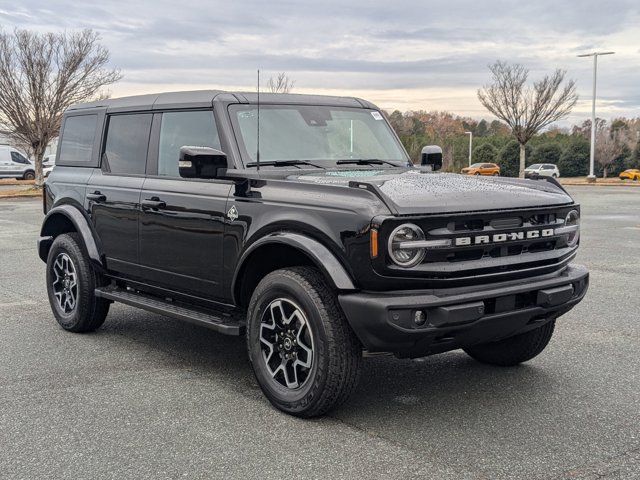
[2,0,639,122]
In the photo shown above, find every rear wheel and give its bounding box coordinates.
[46,233,110,332]
[463,320,555,366]
[247,266,362,417]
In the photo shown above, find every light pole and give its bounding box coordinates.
[577,51,615,182]
[465,131,473,167]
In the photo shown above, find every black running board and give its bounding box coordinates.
[95,286,244,335]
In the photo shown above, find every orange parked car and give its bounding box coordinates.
[619,169,640,181]
[461,163,500,176]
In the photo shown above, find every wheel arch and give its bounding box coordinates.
[232,232,356,308]
[38,205,102,266]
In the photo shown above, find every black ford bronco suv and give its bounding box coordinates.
[39,91,588,417]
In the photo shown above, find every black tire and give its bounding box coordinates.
[463,320,555,366]
[23,170,35,180]
[552,173,558,178]
[246,266,362,417]
[46,233,110,332]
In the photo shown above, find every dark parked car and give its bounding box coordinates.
[38,91,588,417]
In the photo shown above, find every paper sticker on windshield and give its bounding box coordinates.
[371,111,383,120]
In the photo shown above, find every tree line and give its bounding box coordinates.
[387,110,640,177]
[1,27,635,185]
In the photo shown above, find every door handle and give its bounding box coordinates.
[141,197,166,210]
[86,191,106,202]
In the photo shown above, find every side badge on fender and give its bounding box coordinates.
[227,205,239,222]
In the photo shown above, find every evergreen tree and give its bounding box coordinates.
[630,140,640,169]
[530,143,562,166]
[498,141,532,177]
[558,139,590,177]
[472,143,498,164]
[476,119,489,137]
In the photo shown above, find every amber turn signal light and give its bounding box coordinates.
[370,228,379,258]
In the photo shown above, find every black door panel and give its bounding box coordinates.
[87,171,144,276]
[139,177,232,300]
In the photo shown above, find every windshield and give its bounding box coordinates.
[527,164,542,169]
[469,163,483,168]
[229,105,409,166]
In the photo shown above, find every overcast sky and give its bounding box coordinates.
[2,0,639,125]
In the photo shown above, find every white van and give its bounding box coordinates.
[43,154,56,178]
[0,145,35,180]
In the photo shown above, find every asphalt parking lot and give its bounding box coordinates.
[0,187,638,479]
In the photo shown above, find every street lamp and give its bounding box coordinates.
[465,131,473,167]
[577,51,615,182]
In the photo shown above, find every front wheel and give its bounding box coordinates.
[463,320,555,366]
[23,170,35,180]
[247,266,362,417]
[46,233,110,332]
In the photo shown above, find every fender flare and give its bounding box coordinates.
[231,232,356,303]
[38,204,102,265]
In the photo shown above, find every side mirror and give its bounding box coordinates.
[421,145,443,171]
[179,146,228,179]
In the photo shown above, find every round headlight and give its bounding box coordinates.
[565,210,580,247]
[388,223,426,267]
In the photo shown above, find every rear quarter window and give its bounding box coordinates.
[58,115,98,166]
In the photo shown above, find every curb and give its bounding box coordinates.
[0,193,41,200]
[561,182,640,187]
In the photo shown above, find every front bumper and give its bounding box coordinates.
[339,264,589,358]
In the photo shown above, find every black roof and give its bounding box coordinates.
[68,90,378,113]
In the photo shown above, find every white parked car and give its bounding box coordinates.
[524,163,560,179]
[0,145,35,180]
[43,154,56,178]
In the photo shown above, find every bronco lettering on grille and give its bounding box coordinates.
[455,228,554,246]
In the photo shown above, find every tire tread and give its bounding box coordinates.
[463,320,555,366]
[247,266,362,417]
[47,233,109,332]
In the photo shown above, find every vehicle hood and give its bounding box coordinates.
[289,169,573,215]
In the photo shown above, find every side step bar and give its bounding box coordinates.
[95,286,245,335]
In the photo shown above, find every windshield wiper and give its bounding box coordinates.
[245,160,324,169]
[336,159,402,167]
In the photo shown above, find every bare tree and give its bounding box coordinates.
[267,72,295,94]
[595,127,627,178]
[478,61,578,177]
[0,29,121,187]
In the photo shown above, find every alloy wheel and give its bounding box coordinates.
[51,252,78,313]
[259,298,314,389]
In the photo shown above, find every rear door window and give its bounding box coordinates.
[103,114,152,175]
[58,115,98,165]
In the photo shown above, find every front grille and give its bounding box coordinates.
[424,211,562,263]
[377,205,578,287]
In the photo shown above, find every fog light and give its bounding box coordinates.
[413,310,426,326]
